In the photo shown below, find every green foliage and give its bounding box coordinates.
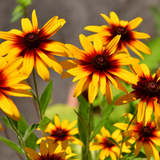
[38,116,51,131]
[0,136,23,154]
[40,80,53,115]
[11,0,32,22]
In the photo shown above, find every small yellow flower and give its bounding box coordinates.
[0,9,71,81]
[61,34,139,104]
[0,57,32,121]
[25,139,77,160]
[114,113,160,160]
[37,115,83,146]
[85,11,151,59]
[90,126,130,160]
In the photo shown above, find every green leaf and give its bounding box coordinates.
[38,116,51,131]
[16,0,32,6]
[23,124,38,142]
[0,135,23,154]
[12,5,23,16]
[90,111,113,141]
[29,89,37,101]
[17,114,38,150]
[1,117,11,129]
[10,11,24,23]
[40,80,53,115]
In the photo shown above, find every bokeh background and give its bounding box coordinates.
[0,0,160,159]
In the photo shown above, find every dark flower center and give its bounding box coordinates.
[115,26,127,35]
[140,126,152,137]
[92,55,109,71]
[106,140,115,147]
[41,153,65,160]
[55,129,66,137]
[23,33,40,49]
[145,81,159,94]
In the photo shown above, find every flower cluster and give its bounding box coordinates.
[1,8,160,160]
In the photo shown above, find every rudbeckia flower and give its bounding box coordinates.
[61,34,139,104]
[0,57,32,120]
[25,139,76,160]
[37,115,83,146]
[0,122,3,131]
[114,113,160,160]
[85,11,151,59]
[90,126,130,160]
[0,9,71,81]
[114,63,160,124]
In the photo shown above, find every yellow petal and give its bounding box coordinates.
[32,9,38,32]
[24,147,41,160]
[68,128,79,135]
[88,81,98,103]
[61,119,69,130]
[66,120,77,130]
[140,63,150,77]
[101,13,113,25]
[79,34,95,54]
[0,31,15,40]
[35,57,50,81]
[134,140,143,157]
[137,101,145,123]
[100,72,106,95]
[143,142,152,160]
[21,18,33,34]
[92,72,100,86]
[128,17,143,30]
[40,140,48,156]
[149,141,159,160]
[110,11,120,26]
[132,31,150,39]
[54,115,61,128]
[105,81,112,105]
[94,34,103,53]
[60,60,78,70]
[109,151,117,160]
[84,25,105,32]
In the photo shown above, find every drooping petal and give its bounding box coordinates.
[88,81,98,103]
[137,101,145,123]
[134,140,143,157]
[24,147,41,160]
[105,80,113,105]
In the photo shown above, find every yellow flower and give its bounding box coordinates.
[37,115,83,146]
[0,9,71,81]
[114,113,160,160]
[25,139,77,160]
[0,122,3,131]
[61,34,139,104]
[90,126,130,160]
[114,63,160,124]
[0,57,32,121]
[85,11,151,59]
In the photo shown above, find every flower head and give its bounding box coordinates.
[85,11,151,59]
[37,115,83,146]
[90,126,130,160]
[114,63,160,124]
[0,9,71,81]
[0,57,32,120]
[114,113,160,160]
[25,139,76,160]
[61,34,139,104]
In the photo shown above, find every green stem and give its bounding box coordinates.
[118,111,137,160]
[86,104,93,160]
[32,68,43,120]
[5,115,30,160]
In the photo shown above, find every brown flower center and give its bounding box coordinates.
[55,129,65,137]
[140,126,152,137]
[145,81,159,94]
[24,33,40,49]
[115,26,127,35]
[92,55,109,71]
[106,140,114,147]
[41,153,65,160]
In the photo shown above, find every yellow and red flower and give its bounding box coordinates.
[114,63,160,124]
[90,126,130,160]
[85,11,151,59]
[0,9,71,81]
[0,57,32,121]
[25,139,76,160]
[61,34,139,104]
[37,115,83,146]
[114,113,160,160]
